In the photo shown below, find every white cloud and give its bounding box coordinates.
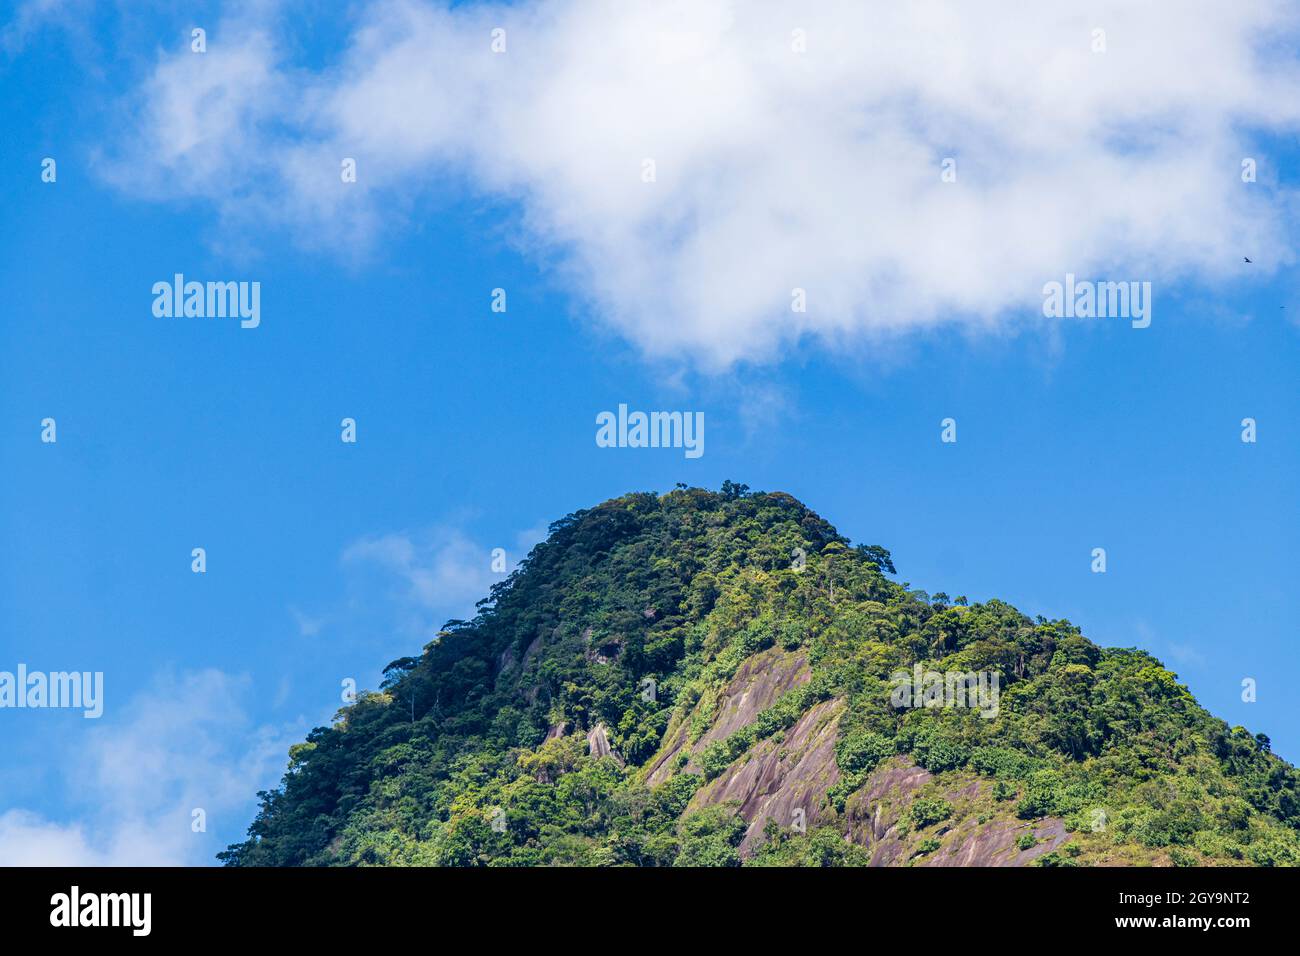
[343,527,495,617]
[0,670,299,866]
[103,0,1300,366]
[0,811,113,866]
[342,523,545,631]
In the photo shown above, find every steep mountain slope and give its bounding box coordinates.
[221,485,1300,867]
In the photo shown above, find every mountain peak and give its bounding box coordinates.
[221,485,1300,867]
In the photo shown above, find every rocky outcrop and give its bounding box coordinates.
[923,816,1069,867]
[587,636,624,665]
[842,758,1071,866]
[586,722,624,766]
[645,646,811,786]
[494,645,518,688]
[685,705,1071,864]
[547,641,1068,865]
[518,633,550,702]
[521,633,546,670]
[689,698,844,854]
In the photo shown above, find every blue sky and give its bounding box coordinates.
[1,1,1297,864]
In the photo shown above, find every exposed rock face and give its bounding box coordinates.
[645,646,811,787]
[588,636,624,665]
[689,698,845,854]
[520,634,546,670]
[494,645,518,687]
[682,703,1072,865]
[842,758,1071,866]
[531,629,1068,868]
[586,722,624,766]
[843,759,935,856]
[923,816,1069,867]
[519,634,548,701]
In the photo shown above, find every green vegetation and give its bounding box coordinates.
[220,486,1300,867]
[906,797,954,830]
[913,837,942,858]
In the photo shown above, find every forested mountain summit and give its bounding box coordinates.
[221,484,1300,867]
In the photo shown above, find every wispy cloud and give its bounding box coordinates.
[1,0,78,55]
[340,522,546,635]
[289,605,325,638]
[344,528,492,612]
[1134,620,1209,672]
[1166,642,1209,669]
